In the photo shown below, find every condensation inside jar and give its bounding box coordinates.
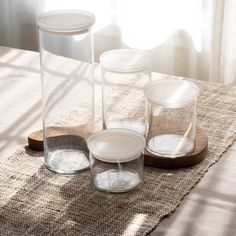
[144,79,199,158]
[87,129,145,193]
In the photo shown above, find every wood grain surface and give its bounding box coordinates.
[28,122,207,168]
[144,127,208,168]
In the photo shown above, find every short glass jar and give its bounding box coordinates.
[87,129,146,193]
[144,78,199,158]
[100,49,151,135]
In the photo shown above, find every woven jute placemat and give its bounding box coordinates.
[1,79,236,236]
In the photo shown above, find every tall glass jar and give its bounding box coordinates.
[100,49,151,135]
[37,10,95,174]
[144,78,199,158]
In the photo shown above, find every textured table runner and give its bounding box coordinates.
[1,79,236,236]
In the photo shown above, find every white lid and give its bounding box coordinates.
[37,10,95,34]
[99,49,151,72]
[143,79,199,108]
[87,129,146,163]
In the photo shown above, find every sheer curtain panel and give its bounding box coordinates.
[0,0,235,84]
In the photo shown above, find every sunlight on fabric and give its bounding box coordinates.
[120,0,203,51]
[122,213,147,236]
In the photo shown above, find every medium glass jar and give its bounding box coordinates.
[144,78,199,158]
[37,10,95,174]
[87,129,146,193]
[100,49,151,135]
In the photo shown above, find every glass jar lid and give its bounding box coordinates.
[143,78,199,108]
[87,129,146,163]
[37,10,95,34]
[99,49,151,73]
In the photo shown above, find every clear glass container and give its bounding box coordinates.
[144,79,199,157]
[87,129,146,193]
[37,10,95,174]
[100,49,151,135]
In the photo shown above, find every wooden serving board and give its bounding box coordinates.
[28,125,90,151]
[144,127,208,168]
[28,124,207,169]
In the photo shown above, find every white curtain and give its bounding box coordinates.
[0,0,236,84]
[212,0,236,84]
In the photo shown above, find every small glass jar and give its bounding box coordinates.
[87,129,146,193]
[37,10,95,174]
[144,78,199,158]
[100,49,151,135]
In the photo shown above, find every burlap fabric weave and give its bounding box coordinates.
[1,79,236,236]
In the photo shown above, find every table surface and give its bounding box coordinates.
[1,46,236,236]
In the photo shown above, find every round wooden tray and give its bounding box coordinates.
[144,127,208,168]
[28,125,208,169]
[28,125,89,151]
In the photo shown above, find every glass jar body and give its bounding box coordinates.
[38,19,94,174]
[90,153,144,193]
[100,49,151,135]
[146,100,197,157]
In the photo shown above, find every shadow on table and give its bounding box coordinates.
[3,145,236,236]
[0,49,94,156]
[0,152,146,236]
[154,150,236,236]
